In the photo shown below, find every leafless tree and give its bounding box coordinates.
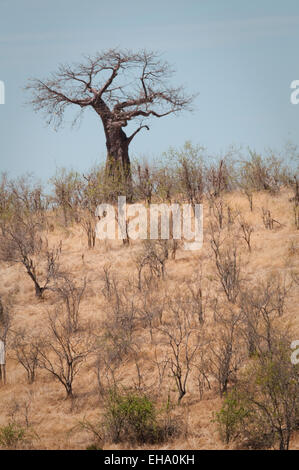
[138,290,165,341]
[261,208,282,230]
[290,176,299,229]
[103,285,138,360]
[210,232,241,304]
[94,338,125,398]
[0,295,11,344]
[208,308,244,396]
[37,311,93,398]
[152,347,170,394]
[11,330,41,384]
[193,346,211,400]
[134,163,154,205]
[26,49,194,181]
[238,217,253,252]
[157,298,201,403]
[210,197,225,229]
[7,391,35,430]
[135,240,168,290]
[0,295,12,385]
[243,187,253,211]
[172,142,204,208]
[239,275,291,356]
[206,159,230,199]
[100,263,116,300]
[185,269,211,325]
[53,274,87,332]
[78,208,96,249]
[0,218,60,297]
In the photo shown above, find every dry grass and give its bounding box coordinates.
[0,188,298,449]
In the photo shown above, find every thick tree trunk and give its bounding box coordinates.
[105,126,130,181]
[93,101,132,190]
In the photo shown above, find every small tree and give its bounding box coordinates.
[211,236,241,304]
[0,218,60,298]
[209,308,244,396]
[50,169,82,226]
[0,295,12,385]
[238,217,253,252]
[217,340,299,450]
[53,274,86,332]
[12,330,40,384]
[135,240,168,290]
[158,298,201,403]
[37,311,93,398]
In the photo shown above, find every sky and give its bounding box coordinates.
[0,0,299,181]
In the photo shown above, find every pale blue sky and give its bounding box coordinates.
[0,0,299,180]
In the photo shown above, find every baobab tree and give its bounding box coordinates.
[26,49,194,183]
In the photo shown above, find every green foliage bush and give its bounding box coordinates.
[103,389,178,444]
[216,346,299,450]
[215,389,249,444]
[0,422,26,449]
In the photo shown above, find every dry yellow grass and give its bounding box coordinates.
[0,188,298,449]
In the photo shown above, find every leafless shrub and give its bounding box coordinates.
[78,208,96,249]
[138,291,165,341]
[135,240,168,290]
[208,196,225,229]
[7,391,35,430]
[95,346,124,398]
[11,330,41,384]
[0,295,12,344]
[239,150,281,193]
[134,163,153,205]
[170,142,204,206]
[37,310,94,398]
[211,234,241,304]
[53,274,86,332]
[243,187,253,211]
[72,416,103,450]
[0,295,12,385]
[238,217,253,252]
[208,308,244,396]
[49,169,83,227]
[169,238,181,260]
[0,175,46,237]
[226,205,239,230]
[206,159,231,198]
[261,208,282,230]
[157,298,201,403]
[103,286,138,360]
[239,275,291,356]
[100,264,120,301]
[290,176,299,229]
[0,218,60,297]
[193,346,211,400]
[184,269,211,325]
[152,347,170,394]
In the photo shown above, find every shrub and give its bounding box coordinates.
[215,389,249,444]
[103,390,157,444]
[215,342,299,450]
[0,422,26,449]
[103,390,179,444]
[86,444,102,450]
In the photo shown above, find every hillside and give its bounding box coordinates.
[0,186,298,450]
